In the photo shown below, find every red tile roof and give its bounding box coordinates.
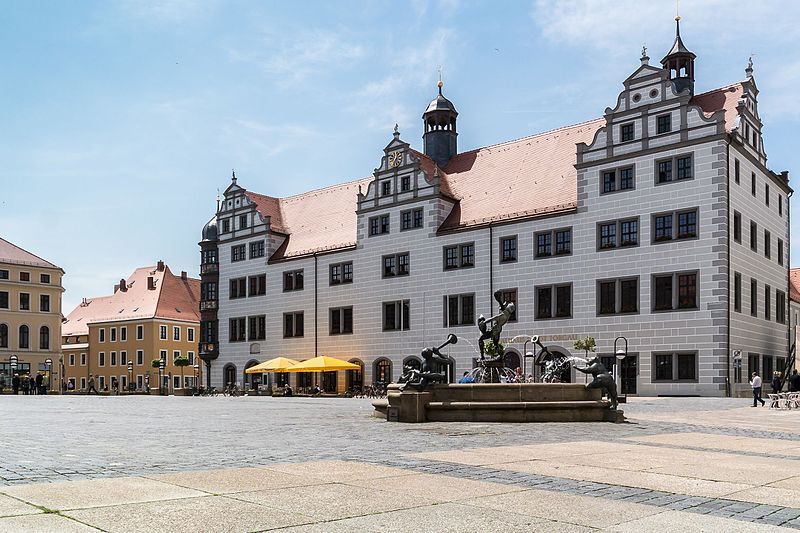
[0,237,61,270]
[691,83,743,132]
[62,265,200,336]
[790,269,800,303]
[242,82,745,257]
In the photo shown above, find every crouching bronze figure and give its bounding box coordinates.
[575,356,618,410]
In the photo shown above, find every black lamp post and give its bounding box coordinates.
[127,361,133,394]
[193,364,199,394]
[158,359,165,396]
[9,355,18,391]
[59,355,64,394]
[614,336,628,403]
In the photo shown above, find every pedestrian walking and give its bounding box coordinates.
[87,374,99,395]
[771,372,782,395]
[11,373,20,395]
[750,371,765,407]
[35,372,44,395]
[791,370,800,393]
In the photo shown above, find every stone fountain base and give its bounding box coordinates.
[372,383,624,423]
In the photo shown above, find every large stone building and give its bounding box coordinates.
[0,238,64,390]
[199,20,791,397]
[62,261,200,393]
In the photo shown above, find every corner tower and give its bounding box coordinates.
[661,16,696,95]
[422,80,458,167]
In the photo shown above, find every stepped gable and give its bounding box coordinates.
[0,237,60,269]
[62,265,199,337]
[691,83,744,132]
[438,118,605,230]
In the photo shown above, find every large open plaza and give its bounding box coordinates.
[1,395,799,531]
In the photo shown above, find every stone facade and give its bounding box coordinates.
[201,27,791,397]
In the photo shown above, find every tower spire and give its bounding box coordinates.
[661,9,696,94]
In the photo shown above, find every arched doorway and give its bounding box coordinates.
[537,348,572,383]
[244,359,260,389]
[346,359,364,392]
[402,356,422,372]
[373,358,392,385]
[223,364,237,388]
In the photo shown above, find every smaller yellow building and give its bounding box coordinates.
[62,261,200,393]
[0,238,64,390]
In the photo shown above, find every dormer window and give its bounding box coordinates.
[657,114,671,134]
[381,181,391,197]
[620,123,634,142]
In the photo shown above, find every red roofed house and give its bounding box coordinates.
[62,261,200,393]
[199,18,791,398]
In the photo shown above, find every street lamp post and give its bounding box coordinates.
[59,355,64,394]
[614,336,628,404]
[158,359,165,396]
[45,358,53,394]
[193,364,199,395]
[127,361,133,394]
[10,355,18,394]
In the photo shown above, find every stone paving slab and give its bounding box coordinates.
[147,466,324,494]
[1,476,205,510]
[0,493,42,517]
[0,513,101,532]
[64,495,314,532]
[604,509,793,532]
[347,471,526,502]
[262,460,415,483]
[727,487,800,509]
[626,432,800,456]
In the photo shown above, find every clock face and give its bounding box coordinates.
[388,150,402,168]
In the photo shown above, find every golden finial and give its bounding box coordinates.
[437,65,443,93]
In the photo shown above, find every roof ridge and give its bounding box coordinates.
[0,237,60,269]
[692,82,741,99]
[250,175,373,204]
[450,117,606,158]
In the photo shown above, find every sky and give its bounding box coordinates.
[2,0,799,314]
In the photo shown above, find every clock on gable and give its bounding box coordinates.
[388,150,403,168]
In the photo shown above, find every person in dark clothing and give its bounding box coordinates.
[11,374,20,395]
[87,375,99,395]
[791,370,800,393]
[771,372,782,394]
[35,373,44,395]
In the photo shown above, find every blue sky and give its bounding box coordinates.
[2,0,799,313]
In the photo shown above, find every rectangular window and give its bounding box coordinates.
[653,271,698,311]
[110,352,117,366]
[751,172,756,196]
[173,326,180,341]
[778,239,784,266]
[750,221,757,252]
[677,353,697,381]
[599,219,637,249]
[371,214,390,235]
[221,219,230,233]
[173,350,180,362]
[137,350,144,365]
[384,300,411,331]
[444,294,474,327]
[460,243,474,267]
[136,325,144,340]
[779,196,783,217]
[20,272,30,282]
[69,354,75,366]
[676,210,697,239]
[601,167,635,194]
[187,328,194,342]
[413,208,423,228]
[0,269,7,279]
[382,253,409,277]
[598,278,637,315]
[733,211,741,243]
[39,294,50,312]
[81,353,87,365]
[120,327,127,341]
[283,270,304,291]
[99,327,106,342]
[110,327,116,342]
[400,208,423,230]
[777,290,786,324]
[0,291,7,309]
[751,278,758,317]
[248,315,266,341]
[229,317,246,342]
[401,210,412,230]
[620,219,638,246]
[159,325,167,340]
[40,273,51,284]
[678,272,697,309]
[201,281,217,301]
[734,272,742,313]
[619,167,634,190]
[620,122,634,142]
[654,354,672,380]
[656,114,671,134]
[229,277,246,299]
[329,307,353,335]
[765,285,771,321]
[248,274,267,296]
[654,214,672,242]
[239,214,248,229]
[381,180,391,196]
[654,275,673,311]
[99,352,105,367]
[283,312,304,338]
[249,241,265,259]
[603,170,616,193]
[499,289,518,321]
[443,243,474,269]
[764,230,771,259]
[120,351,127,366]
[329,262,353,285]
[599,222,616,249]
[536,284,571,319]
[536,228,571,257]
[734,159,740,184]
[536,232,551,258]
[676,155,692,180]
[620,279,638,313]
[500,236,517,262]
[657,155,693,184]
[231,244,246,262]
[555,229,571,255]
[765,184,770,206]
[401,175,411,192]
[19,293,30,311]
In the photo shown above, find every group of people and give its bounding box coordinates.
[750,369,800,407]
[8,372,49,395]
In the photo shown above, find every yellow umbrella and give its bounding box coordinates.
[284,356,361,372]
[245,357,300,374]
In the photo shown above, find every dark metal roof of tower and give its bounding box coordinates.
[661,17,696,63]
[424,83,458,115]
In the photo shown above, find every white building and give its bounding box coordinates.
[199,20,791,397]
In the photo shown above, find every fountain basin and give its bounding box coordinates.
[372,383,624,423]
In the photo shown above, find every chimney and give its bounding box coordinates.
[147,276,156,290]
[181,271,187,280]
[157,260,165,272]
[119,278,127,292]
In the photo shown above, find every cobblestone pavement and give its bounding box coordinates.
[1,395,799,530]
